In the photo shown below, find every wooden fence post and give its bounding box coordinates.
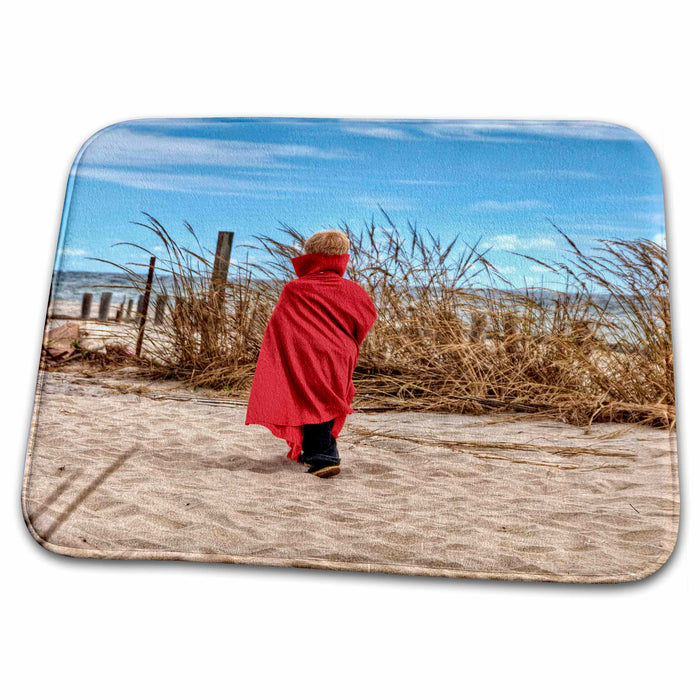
[470,311,486,343]
[81,293,93,319]
[116,297,125,323]
[503,312,517,354]
[126,298,134,321]
[135,257,156,358]
[174,296,183,322]
[211,231,234,310]
[154,294,168,325]
[98,292,113,321]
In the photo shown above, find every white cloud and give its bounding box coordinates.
[485,234,556,251]
[343,125,415,140]
[585,194,663,203]
[395,179,452,186]
[654,232,667,247]
[78,124,354,171]
[525,169,600,179]
[421,121,643,142]
[62,248,87,256]
[635,210,666,226]
[349,195,415,212]
[566,223,657,234]
[472,199,546,212]
[76,166,318,197]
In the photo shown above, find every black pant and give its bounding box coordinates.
[301,419,340,467]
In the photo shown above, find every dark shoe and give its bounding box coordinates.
[306,463,341,478]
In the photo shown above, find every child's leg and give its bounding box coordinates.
[301,419,341,476]
[302,419,339,462]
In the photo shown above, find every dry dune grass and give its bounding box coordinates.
[90,212,674,429]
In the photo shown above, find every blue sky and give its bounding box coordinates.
[56,118,665,287]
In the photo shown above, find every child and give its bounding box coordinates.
[245,230,377,478]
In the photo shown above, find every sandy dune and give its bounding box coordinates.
[23,372,679,582]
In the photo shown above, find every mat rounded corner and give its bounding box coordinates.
[599,119,664,181]
[68,117,153,179]
[625,524,680,584]
[644,533,680,582]
[21,485,84,562]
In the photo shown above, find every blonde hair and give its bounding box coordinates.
[303,229,350,256]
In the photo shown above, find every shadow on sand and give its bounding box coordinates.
[198,450,298,475]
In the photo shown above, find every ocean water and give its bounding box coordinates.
[51,270,647,343]
[52,270,635,311]
[51,270,177,303]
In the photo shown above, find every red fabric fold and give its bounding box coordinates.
[245,253,377,460]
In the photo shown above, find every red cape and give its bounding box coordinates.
[245,253,377,460]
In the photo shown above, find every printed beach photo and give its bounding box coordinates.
[23,119,678,582]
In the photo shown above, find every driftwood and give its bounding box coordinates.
[44,322,81,360]
[356,394,554,414]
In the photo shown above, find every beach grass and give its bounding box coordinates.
[78,212,674,428]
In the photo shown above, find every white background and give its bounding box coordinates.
[2,2,697,698]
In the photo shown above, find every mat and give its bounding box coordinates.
[23,119,679,582]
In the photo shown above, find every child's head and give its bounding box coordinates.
[303,229,350,256]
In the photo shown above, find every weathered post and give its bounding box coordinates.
[136,294,145,317]
[503,312,518,354]
[81,293,93,319]
[126,298,134,321]
[470,311,486,343]
[211,231,234,311]
[115,297,125,323]
[98,292,113,321]
[135,256,156,358]
[154,294,168,325]
[174,296,183,322]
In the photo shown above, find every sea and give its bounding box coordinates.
[51,270,178,304]
[51,270,635,315]
[49,270,656,350]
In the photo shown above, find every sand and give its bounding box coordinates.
[23,371,679,583]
